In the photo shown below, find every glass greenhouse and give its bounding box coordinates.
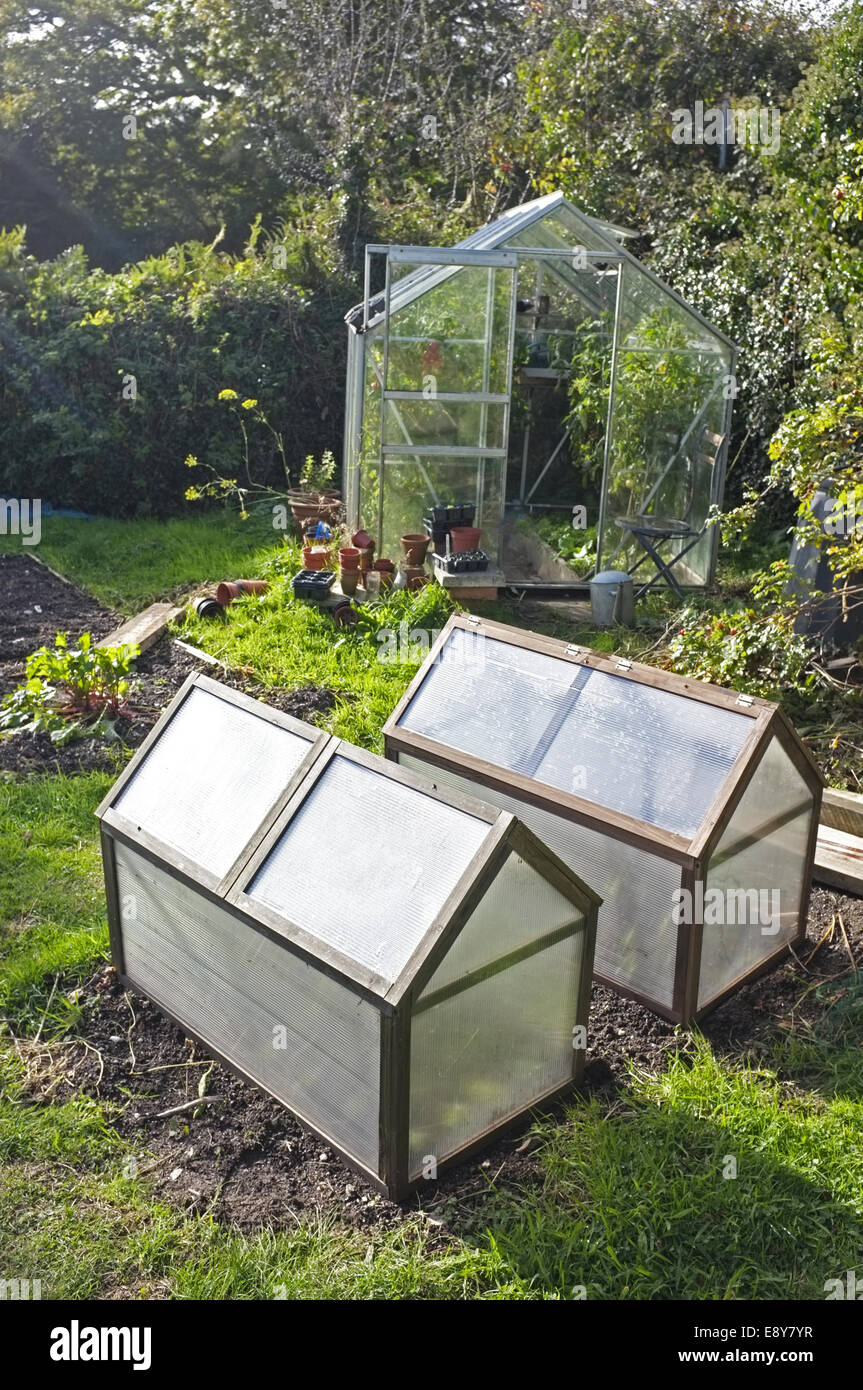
[343,192,737,587]
[97,672,599,1199]
[384,614,822,1022]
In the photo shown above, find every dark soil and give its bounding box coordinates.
[0,553,337,777]
[0,553,122,698]
[34,884,859,1240]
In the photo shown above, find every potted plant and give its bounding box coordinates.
[288,451,343,531]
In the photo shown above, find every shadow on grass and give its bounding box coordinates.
[443,1043,863,1300]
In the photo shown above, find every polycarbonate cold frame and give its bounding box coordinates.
[98,672,600,1200]
[384,613,822,1023]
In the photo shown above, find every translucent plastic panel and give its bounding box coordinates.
[383,400,507,452]
[423,849,585,994]
[114,687,312,880]
[398,629,750,838]
[246,755,490,987]
[399,754,682,1010]
[378,456,504,567]
[409,930,583,1177]
[698,737,814,1008]
[114,843,381,1173]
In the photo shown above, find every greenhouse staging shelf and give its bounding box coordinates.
[431,555,506,601]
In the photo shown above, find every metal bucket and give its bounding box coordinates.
[590,569,635,627]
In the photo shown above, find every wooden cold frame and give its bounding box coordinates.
[97,690,599,1202]
[383,613,823,1026]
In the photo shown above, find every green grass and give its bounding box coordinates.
[2,514,862,1300]
[0,773,111,1027]
[180,555,456,748]
[0,1161,529,1300]
[484,1042,863,1299]
[0,510,280,613]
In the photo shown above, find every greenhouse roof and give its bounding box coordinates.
[345,191,736,351]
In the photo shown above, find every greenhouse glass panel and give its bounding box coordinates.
[98,673,599,1198]
[378,455,505,567]
[599,259,734,582]
[385,614,821,1022]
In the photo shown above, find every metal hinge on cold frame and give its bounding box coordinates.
[736,693,754,708]
[565,644,583,657]
[466,615,482,627]
[615,657,633,671]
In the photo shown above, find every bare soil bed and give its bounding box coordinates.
[0,552,335,776]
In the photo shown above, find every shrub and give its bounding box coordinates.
[0,227,352,517]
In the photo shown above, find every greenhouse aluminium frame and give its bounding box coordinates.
[97,672,600,1200]
[344,192,739,586]
[384,614,823,1023]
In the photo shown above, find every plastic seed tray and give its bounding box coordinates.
[432,550,490,574]
[292,569,336,599]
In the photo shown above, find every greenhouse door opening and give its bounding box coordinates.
[344,193,738,592]
[350,245,519,573]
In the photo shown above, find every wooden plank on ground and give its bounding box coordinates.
[821,786,863,839]
[814,823,863,895]
[97,602,184,655]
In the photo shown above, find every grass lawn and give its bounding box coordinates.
[1,515,861,1300]
[0,511,281,614]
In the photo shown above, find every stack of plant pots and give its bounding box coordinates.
[352,529,375,581]
[371,557,396,589]
[399,533,431,591]
[423,502,479,562]
[339,546,361,596]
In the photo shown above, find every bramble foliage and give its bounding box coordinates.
[667,568,817,701]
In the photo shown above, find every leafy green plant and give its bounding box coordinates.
[0,633,139,744]
[528,515,598,575]
[298,450,337,494]
[666,564,817,700]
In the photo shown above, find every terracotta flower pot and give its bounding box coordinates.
[289,489,343,533]
[372,558,395,589]
[339,546,361,571]
[304,546,331,572]
[401,533,430,566]
[339,568,359,596]
[216,579,270,605]
[352,528,373,550]
[450,526,482,553]
[332,600,357,627]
